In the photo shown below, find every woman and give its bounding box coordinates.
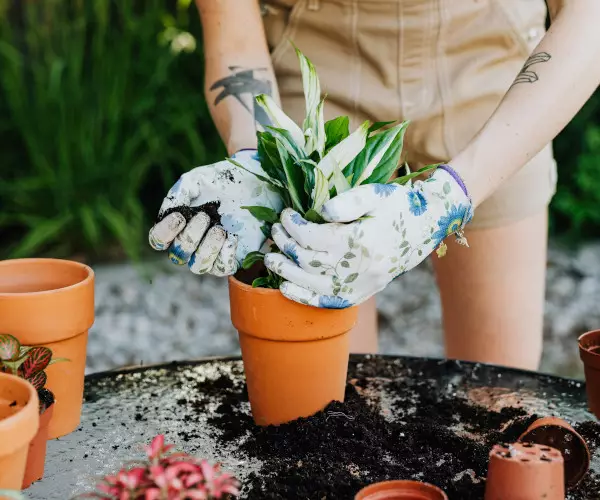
[149,0,600,370]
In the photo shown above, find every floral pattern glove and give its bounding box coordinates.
[149,150,283,276]
[264,167,473,308]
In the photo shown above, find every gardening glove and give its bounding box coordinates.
[149,149,283,276]
[264,166,473,308]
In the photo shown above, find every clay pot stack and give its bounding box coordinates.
[0,258,95,490]
[484,442,565,500]
[518,416,590,489]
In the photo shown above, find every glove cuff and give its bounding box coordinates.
[437,164,469,199]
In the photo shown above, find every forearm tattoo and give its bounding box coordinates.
[511,52,552,87]
[210,67,273,128]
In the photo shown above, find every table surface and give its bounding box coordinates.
[27,355,598,499]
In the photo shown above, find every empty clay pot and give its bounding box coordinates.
[0,258,94,439]
[355,480,448,500]
[519,416,590,489]
[229,276,358,426]
[22,403,54,489]
[485,442,564,500]
[0,373,39,490]
[579,329,600,419]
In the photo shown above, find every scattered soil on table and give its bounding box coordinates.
[159,201,222,227]
[187,362,600,500]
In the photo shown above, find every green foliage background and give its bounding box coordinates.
[0,0,597,262]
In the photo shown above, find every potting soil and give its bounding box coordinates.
[30,356,600,500]
[202,357,600,499]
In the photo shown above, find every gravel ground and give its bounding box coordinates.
[88,241,600,379]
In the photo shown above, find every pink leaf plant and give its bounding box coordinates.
[76,435,240,500]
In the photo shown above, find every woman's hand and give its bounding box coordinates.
[149,150,282,276]
[264,167,472,308]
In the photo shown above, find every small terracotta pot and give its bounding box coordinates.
[229,276,358,426]
[0,258,95,439]
[579,329,600,418]
[485,442,564,500]
[355,480,448,499]
[0,373,39,490]
[519,416,590,489]
[22,403,54,489]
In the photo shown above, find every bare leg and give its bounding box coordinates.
[433,210,548,370]
[349,298,379,354]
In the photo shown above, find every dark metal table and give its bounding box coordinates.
[27,355,598,499]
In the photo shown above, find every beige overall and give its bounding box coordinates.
[262,0,557,227]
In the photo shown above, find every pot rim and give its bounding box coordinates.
[355,480,448,500]
[578,330,600,369]
[518,416,590,488]
[0,372,39,456]
[229,275,283,296]
[0,258,94,297]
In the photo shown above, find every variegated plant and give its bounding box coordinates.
[0,333,67,392]
[229,46,438,288]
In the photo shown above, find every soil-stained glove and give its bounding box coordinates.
[149,150,282,276]
[264,166,473,308]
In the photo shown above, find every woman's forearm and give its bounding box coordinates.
[449,0,600,207]
[196,0,280,154]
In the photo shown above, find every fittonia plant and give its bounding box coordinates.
[0,333,66,412]
[228,46,439,289]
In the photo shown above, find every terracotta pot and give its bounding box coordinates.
[579,329,600,418]
[0,258,95,438]
[355,480,448,499]
[485,442,564,500]
[22,403,54,489]
[229,276,358,426]
[519,416,590,489]
[0,373,39,490]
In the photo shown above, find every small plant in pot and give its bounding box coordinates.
[75,434,239,499]
[0,333,65,488]
[227,46,440,427]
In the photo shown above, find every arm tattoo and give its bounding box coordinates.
[511,52,552,87]
[210,67,273,127]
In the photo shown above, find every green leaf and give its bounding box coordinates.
[268,126,307,162]
[242,251,265,270]
[348,121,410,186]
[241,206,279,223]
[0,334,20,361]
[277,140,308,213]
[368,121,395,134]
[227,157,284,189]
[305,209,325,224]
[443,182,451,195]
[309,260,322,267]
[344,252,356,259]
[261,224,272,239]
[341,261,350,268]
[332,165,351,194]
[252,276,273,288]
[294,45,324,155]
[317,121,369,180]
[390,164,439,185]
[257,131,287,185]
[345,273,359,283]
[256,94,305,147]
[324,116,350,151]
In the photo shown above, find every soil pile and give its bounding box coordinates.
[198,362,600,500]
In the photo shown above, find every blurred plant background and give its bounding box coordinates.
[0,0,598,263]
[0,0,224,262]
